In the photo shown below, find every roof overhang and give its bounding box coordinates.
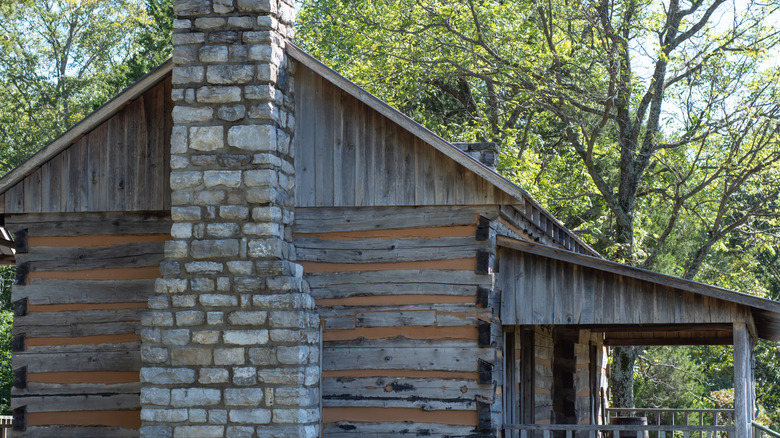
[498,235,780,342]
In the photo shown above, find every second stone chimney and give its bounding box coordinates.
[453,142,501,171]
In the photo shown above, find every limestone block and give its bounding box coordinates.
[227,124,276,151]
[226,261,253,275]
[229,409,272,424]
[194,18,226,30]
[199,368,230,384]
[143,312,175,327]
[172,67,206,87]
[173,0,210,16]
[141,367,197,384]
[176,310,207,326]
[200,294,239,307]
[172,425,225,438]
[207,65,254,84]
[142,388,172,406]
[193,330,221,345]
[223,330,269,345]
[191,239,240,258]
[224,388,265,406]
[214,347,245,365]
[189,126,224,151]
[213,0,233,13]
[228,310,267,325]
[142,408,189,423]
[171,388,222,407]
[171,347,212,366]
[204,170,242,188]
[163,329,191,346]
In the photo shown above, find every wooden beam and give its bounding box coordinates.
[0,61,173,195]
[733,322,750,438]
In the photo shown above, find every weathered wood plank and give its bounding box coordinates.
[12,393,139,411]
[14,309,143,328]
[16,382,140,396]
[18,241,165,271]
[294,206,497,233]
[13,321,139,338]
[322,422,476,436]
[322,377,488,410]
[19,426,140,438]
[307,270,491,288]
[12,279,155,305]
[294,236,484,263]
[107,108,127,212]
[310,282,480,299]
[13,351,140,372]
[323,345,489,372]
[24,168,42,214]
[4,211,172,235]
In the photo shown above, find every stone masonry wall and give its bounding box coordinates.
[140,1,321,437]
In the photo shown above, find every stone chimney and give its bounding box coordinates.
[140,0,320,437]
[453,142,501,171]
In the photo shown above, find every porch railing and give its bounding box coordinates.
[752,422,780,438]
[607,408,735,429]
[503,423,736,438]
[505,408,736,438]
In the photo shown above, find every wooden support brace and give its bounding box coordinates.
[15,262,29,285]
[476,216,491,241]
[11,334,24,352]
[14,366,26,389]
[476,251,493,275]
[478,320,493,347]
[12,405,25,431]
[13,229,28,253]
[476,287,490,308]
[13,297,27,317]
[476,395,493,431]
[478,358,494,384]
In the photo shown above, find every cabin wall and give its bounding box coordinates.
[7,211,170,436]
[3,77,172,215]
[293,64,515,208]
[295,205,501,436]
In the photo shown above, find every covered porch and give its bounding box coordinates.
[497,236,780,438]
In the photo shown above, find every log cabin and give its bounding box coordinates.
[0,1,779,437]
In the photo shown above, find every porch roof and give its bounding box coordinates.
[497,236,780,343]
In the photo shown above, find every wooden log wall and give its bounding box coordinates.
[2,76,172,215]
[6,212,171,437]
[294,64,515,208]
[499,249,750,328]
[295,206,501,436]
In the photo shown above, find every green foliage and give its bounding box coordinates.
[0,310,11,415]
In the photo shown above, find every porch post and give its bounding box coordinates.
[733,321,752,438]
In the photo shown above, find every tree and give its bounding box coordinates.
[0,0,148,174]
[297,0,780,408]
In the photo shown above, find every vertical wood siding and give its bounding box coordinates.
[4,76,172,215]
[7,212,171,437]
[295,206,499,436]
[498,248,747,327]
[294,65,514,208]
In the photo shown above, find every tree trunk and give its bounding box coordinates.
[609,346,642,408]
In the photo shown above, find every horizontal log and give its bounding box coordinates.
[294,236,485,263]
[12,393,140,411]
[323,326,478,342]
[295,225,476,241]
[14,309,142,328]
[13,321,138,338]
[12,279,156,304]
[23,341,141,354]
[322,422,480,437]
[316,294,475,307]
[307,270,491,288]
[322,377,490,410]
[311,283,479,299]
[15,381,140,396]
[323,407,478,426]
[13,351,140,372]
[4,211,171,236]
[300,258,475,273]
[19,241,165,271]
[19,426,140,438]
[28,234,169,248]
[294,205,498,233]
[323,345,490,372]
[29,266,161,280]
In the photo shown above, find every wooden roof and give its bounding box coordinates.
[498,236,780,342]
